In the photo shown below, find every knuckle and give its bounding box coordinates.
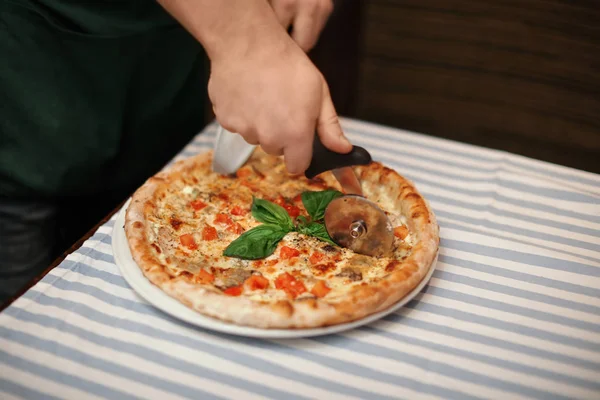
[303,39,317,52]
[320,114,340,127]
[281,0,296,12]
[322,0,334,15]
[216,116,235,132]
[307,0,321,14]
[217,115,246,136]
[259,136,282,154]
[239,127,258,144]
[246,136,259,145]
[260,134,277,148]
[299,41,312,52]
[263,145,283,156]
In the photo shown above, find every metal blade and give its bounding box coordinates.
[211,125,256,175]
[324,195,394,257]
[332,167,363,196]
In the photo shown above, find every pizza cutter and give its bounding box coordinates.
[305,136,395,258]
[211,124,394,257]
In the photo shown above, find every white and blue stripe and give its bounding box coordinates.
[1,118,599,400]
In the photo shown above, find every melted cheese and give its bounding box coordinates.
[181,185,195,195]
[148,151,415,302]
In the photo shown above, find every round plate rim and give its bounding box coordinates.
[112,199,437,339]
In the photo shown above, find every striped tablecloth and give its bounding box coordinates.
[2,118,599,400]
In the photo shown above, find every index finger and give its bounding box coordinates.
[283,132,314,175]
[291,2,321,51]
[270,0,295,30]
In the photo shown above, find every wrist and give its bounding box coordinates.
[159,0,292,65]
[205,10,295,63]
[209,19,293,66]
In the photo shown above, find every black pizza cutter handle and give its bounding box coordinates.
[304,134,372,179]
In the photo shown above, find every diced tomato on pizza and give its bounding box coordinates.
[214,213,233,225]
[227,222,244,234]
[223,286,243,296]
[197,269,215,284]
[310,280,331,298]
[230,206,247,216]
[202,225,218,240]
[179,234,197,250]
[309,251,326,264]
[235,166,253,178]
[244,275,270,291]
[275,272,307,299]
[190,199,207,211]
[283,203,301,218]
[394,225,409,240]
[280,246,300,260]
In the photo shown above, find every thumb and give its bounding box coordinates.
[316,81,353,154]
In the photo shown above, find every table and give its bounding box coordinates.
[1,118,599,400]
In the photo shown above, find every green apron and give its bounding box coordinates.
[0,0,208,200]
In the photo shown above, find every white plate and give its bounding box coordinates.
[112,200,438,339]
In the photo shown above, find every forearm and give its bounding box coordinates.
[157,0,291,62]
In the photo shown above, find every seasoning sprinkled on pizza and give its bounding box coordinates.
[125,148,439,328]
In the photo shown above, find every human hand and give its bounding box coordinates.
[269,0,334,51]
[157,0,348,174]
[208,37,352,174]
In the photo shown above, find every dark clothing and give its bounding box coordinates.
[0,0,208,302]
[0,199,56,301]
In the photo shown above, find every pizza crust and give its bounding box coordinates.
[125,151,439,329]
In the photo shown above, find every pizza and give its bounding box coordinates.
[124,148,439,329]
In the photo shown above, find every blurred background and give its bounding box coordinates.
[6,0,599,306]
[4,0,598,308]
[299,0,600,174]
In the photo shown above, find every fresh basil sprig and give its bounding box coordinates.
[301,190,342,221]
[224,190,342,260]
[297,221,336,245]
[223,224,288,260]
[251,197,293,230]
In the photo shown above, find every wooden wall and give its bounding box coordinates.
[315,0,600,174]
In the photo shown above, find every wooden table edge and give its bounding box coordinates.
[0,199,126,312]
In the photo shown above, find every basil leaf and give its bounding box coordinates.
[251,197,293,230]
[295,215,309,228]
[301,190,343,221]
[298,222,337,246]
[223,224,288,260]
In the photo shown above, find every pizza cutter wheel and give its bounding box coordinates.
[305,136,395,258]
[211,125,395,257]
[323,195,394,257]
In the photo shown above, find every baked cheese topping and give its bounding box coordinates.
[145,152,415,302]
